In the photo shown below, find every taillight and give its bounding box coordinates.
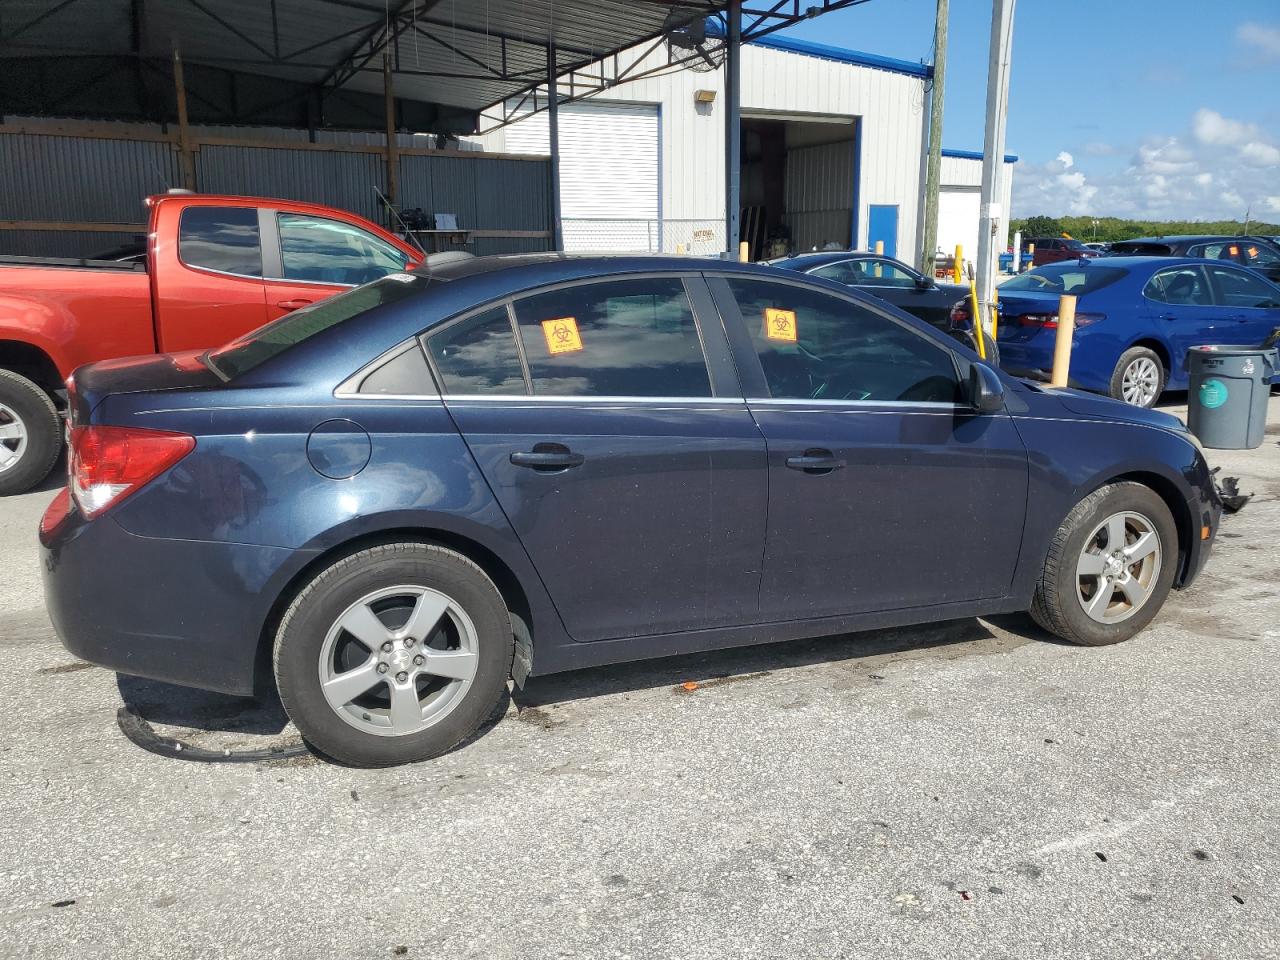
[69,425,195,519]
[1016,312,1105,330]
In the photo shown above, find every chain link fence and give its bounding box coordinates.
[561,219,725,256]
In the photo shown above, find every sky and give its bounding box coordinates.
[775,0,1280,222]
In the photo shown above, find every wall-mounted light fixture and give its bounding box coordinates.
[694,89,717,103]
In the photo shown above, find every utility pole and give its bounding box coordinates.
[919,0,948,278]
[975,0,1016,349]
[724,0,742,258]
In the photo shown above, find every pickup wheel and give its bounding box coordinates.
[0,370,61,496]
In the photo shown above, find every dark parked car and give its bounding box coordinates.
[1026,237,1100,266]
[1108,235,1280,284]
[768,251,969,328]
[42,255,1221,767]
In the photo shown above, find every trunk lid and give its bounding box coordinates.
[69,351,221,423]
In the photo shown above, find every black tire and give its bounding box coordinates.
[1030,482,1178,646]
[1108,346,1166,408]
[0,369,61,497]
[274,542,513,767]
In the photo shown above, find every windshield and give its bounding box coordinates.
[205,273,425,379]
[1000,264,1127,296]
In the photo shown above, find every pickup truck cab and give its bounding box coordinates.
[0,193,421,494]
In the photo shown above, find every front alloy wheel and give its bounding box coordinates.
[1120,356,1161,407]
[1074,511,1162,624]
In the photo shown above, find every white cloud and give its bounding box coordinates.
[1192,108,1257,146]
[1237,21,1280,61]
[1241,141,1280,166]
[1013,107,1280,220]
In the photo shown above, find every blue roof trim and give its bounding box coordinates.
[703,20,932,80]
[749,34,933,80]
[942,147,1019,164]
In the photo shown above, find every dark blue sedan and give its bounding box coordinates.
[41,255,1221,766]
[953,257,1280,407]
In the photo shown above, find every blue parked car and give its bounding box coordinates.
[42,255,1220,766]
[951,257,1280,407]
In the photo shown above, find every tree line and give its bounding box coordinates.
[1011,215,1280,244]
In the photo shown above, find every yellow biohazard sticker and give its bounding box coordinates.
[764,307,798,342]
[541,317,583,354]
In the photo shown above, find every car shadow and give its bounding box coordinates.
[116,674,290,736]
[111,615,1061,749]
[512,614,1057,711]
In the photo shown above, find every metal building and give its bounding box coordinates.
[474,33,1015,267]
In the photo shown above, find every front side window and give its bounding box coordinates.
[1144,267,1212,306]
[277,213,409,286]
[1208,265,1280,309]
[179,206,262,277]
[511,277,712,397]
[726,278,961,403]
[852,259,918,287]
[1242,243,1280,269]
[427,306,526,395]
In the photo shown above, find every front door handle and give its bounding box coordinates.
[785,449,845,475]
[275,298,313,312]
[510,443,585,472]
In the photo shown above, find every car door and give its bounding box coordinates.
[810,257,952,328]
[426,274,768,643]
[152,204,269,353]
[1240,241,1280,285]
[708,274,1029,620]
[261,211,412,321]
[1142,265,1217,384]
[1205,263,1280,346]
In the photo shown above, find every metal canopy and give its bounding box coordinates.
[0,0,870,132]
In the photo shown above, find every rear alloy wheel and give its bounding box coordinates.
[0,370,61,496]
[1031,482,1177,646]
[1110,347,1165,408]
[274,543,513,766]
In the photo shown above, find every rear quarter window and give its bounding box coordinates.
[179,206,262,277]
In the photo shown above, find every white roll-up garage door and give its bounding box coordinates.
[502,102,660,252]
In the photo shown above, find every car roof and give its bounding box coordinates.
[1112,235,1243,245]
[417,251,793,284]
[766,251,905,271]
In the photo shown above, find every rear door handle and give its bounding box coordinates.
[785,449,845,474]
[275,298,313,311]
[510,444,585,471]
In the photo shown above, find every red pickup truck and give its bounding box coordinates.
[0,193,421,494]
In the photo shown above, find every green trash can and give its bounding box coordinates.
[1186,345,1276,449]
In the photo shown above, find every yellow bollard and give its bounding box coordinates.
[873,240,884,277]
[739,241,749,263]
[1050,294,1076,387]
[1026,244,1034,271]
[675,242,686,255]
[968,279,986,361]
[953,244,963,284]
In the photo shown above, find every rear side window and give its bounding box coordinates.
[179,206,261,277]
[277,213,409,286]
[511,278,712,397]
[1208,265,1280,309]
[205,273,423,379]
[726,278,961,403]
[427,306,526,395]
[1145,267,1211,306]
[1001,264,1126,295]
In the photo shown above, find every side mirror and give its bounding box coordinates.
[914,276,933,291]
[968,362,1005,414]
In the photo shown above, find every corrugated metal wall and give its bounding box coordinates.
[784,140,855,251]
[1,124,552,258]
[0,133,180,223]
